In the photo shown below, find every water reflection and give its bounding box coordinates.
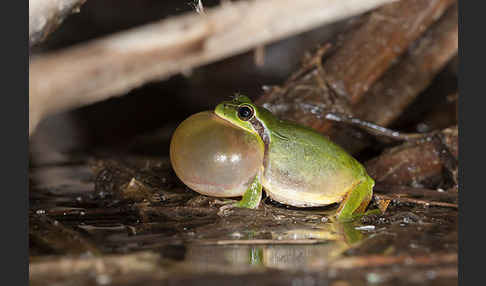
[181,222,365,272]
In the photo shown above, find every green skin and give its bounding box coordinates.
[214,95,375,222]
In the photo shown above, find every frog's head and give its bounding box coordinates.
[214,94,259,134]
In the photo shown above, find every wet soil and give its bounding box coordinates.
[29,152,458,286]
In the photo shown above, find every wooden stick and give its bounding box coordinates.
[194,239,323,245]
[29,0,395,135]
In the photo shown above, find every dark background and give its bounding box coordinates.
[29,0,352,159]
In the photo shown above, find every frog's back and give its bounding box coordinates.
[261,120,368,207]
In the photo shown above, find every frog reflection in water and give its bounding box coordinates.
[246,222,365,267]
[170,95,376,221]
[184,223,365,270]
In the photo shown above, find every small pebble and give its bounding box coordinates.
[230,232,243,238]
[355,225,375,231]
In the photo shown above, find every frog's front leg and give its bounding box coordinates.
[235,173,263,209]
[335,176,374,222]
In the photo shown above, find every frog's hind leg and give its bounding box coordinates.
[335,176,374,222]
[235,174,263,209]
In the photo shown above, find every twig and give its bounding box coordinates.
[374,193,458,208]
[29,0,87,47]
[328,253,457,269]
[194,239,322,245]
[29,0,395,135]
[374,184,458,203]
[373,184,458,209]
[324,112,430,141]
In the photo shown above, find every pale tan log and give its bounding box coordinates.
[29,0,395,135]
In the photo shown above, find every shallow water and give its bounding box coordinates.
[29,156,458,286]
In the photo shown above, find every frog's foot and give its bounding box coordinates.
[335,176,375,222]
[234,175,263,209]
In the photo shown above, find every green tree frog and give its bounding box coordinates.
[170,95,375,221]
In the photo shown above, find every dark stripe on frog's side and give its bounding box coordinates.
[249,116,309,194]
[249,117,270,167]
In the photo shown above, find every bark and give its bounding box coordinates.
[256,0,457,153]
[354,4,458,126]
[365,126,458,187]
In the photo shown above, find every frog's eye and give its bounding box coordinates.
[237,105,254,121]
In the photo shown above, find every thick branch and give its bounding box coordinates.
[329,3,458,153]
[256,0,457,153]
[29,0,395,135]
[323,0,455,104]
[354,4,458,126]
